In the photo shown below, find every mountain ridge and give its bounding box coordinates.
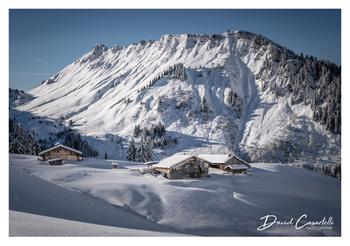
[11,30,341,163]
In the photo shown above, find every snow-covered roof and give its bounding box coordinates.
[39,144,82,156]
[145,161,158,165]
[153,154,195,168]
[224,164,249,170]
[233,156,250,166]
[197,154,231,163]
[198,154,249,166]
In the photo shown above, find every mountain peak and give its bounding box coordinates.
[92,43,108,53]
[78,43,108,64]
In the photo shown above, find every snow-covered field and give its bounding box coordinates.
[9,211,182,237]
[9,154,340,236]
[9,160,183,236]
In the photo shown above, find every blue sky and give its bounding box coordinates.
[9,9,341,91]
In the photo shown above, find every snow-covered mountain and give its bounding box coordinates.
[9,88,34,108]
[13,30,341,163]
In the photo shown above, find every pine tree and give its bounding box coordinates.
[63,130,98,157]
[143,139,154,162]
[9,119,14,133]
[9,119,15,147]
[133,125,141,138]
[126,139,137,161]
[135,137,154,163]
[27,131,41,155]
[33,138,41,155]
[9,123,28,154]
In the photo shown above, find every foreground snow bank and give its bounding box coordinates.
[9,163,182,236]
[10,155,341,236]
[10,211,183,237]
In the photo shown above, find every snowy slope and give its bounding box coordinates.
[14,31,340,162]
[10,211,184,236]
[9,88,34,107]
[10,155,341,236]
[9,164,183,236]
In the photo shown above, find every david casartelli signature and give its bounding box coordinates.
[257,214,334,231]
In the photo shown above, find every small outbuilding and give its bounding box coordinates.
[47,158,63,165]
[224,164,249,173]
[197,154,250,171]
[152,154,209,179]
[112,162,119,169]
[38,144,83,161]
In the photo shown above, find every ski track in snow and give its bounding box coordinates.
[232,192,257,207]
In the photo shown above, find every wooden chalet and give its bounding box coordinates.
[38,144,83,162]
[152,154,209,179]
[197,154,250,172]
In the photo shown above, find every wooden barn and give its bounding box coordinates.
[152,154,209,179]
[197,154,250,172]
[38,144,83,162]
